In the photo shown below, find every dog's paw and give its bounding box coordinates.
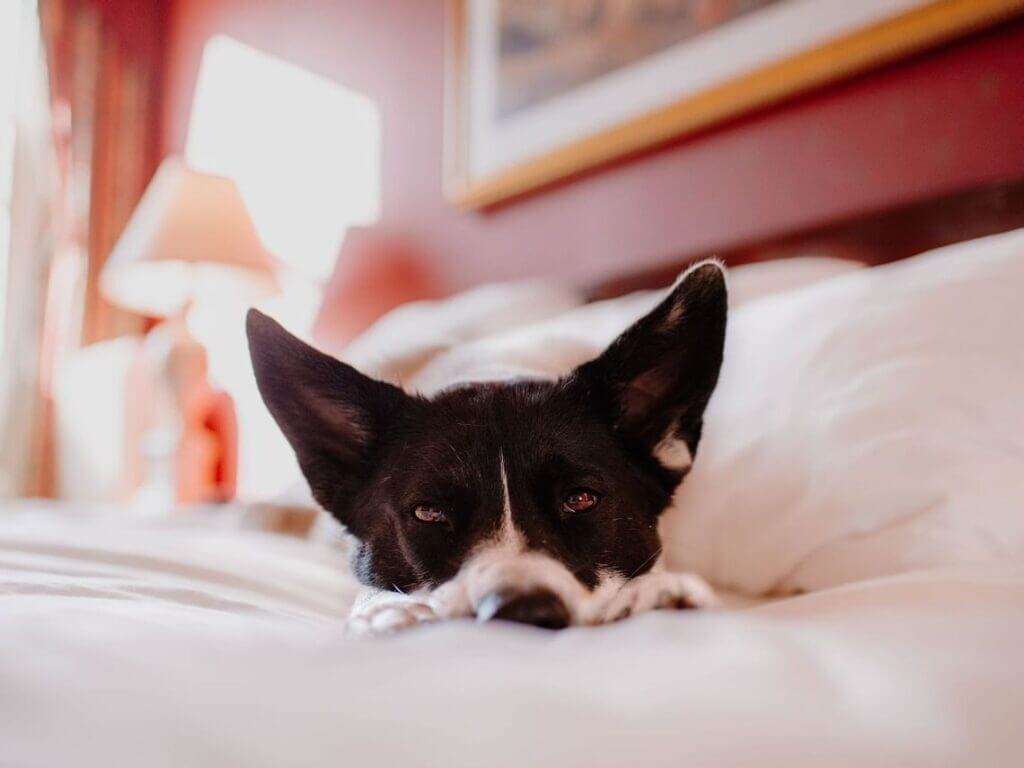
[601,571,718,623]
[347,598,438,637]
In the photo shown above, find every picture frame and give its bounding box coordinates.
[446,0,1024,209]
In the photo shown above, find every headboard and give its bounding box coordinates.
[589,177,1024,300]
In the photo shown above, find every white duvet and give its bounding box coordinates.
[1,502,1022,768]
[4,231,1024,767]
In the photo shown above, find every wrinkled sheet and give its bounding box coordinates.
[1,501,1021,768]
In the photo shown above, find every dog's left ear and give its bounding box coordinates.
[572,261,727,470]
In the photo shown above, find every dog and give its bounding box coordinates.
[247,261,727,634]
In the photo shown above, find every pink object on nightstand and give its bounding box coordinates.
[312,227,444,353]
[124,326,238,505]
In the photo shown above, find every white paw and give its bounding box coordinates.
[601,571,718,623]
[427,580,474,621]
[347,598,438,636]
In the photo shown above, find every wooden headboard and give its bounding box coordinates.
[589,177,1024,299]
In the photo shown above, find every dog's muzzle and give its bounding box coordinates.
[476,587,570,630]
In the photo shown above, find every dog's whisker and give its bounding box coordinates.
[627,548,662,581]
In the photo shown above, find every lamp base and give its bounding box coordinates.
[127,311,234,512]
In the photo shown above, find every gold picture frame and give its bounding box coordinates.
[447,0,1024,209]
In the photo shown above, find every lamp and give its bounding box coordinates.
[101,157,277,511]
[101,157,277,316]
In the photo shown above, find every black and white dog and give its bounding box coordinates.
[247,262,727,634]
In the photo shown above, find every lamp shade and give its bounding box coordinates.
[101,157,278,317]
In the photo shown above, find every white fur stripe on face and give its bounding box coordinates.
[497,451,524,552]
[430,451,588,623]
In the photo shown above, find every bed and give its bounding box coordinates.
[2,505,1022,767]
[3,187,1024,767]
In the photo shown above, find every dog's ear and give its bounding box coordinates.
[246,310,409,535]
[572,261,727,472]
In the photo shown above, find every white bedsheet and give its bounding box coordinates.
[1,501,1021,767]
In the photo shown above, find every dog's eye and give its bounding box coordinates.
[562,489,600,514]
[412,504,447,524]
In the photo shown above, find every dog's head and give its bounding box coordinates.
[247,263,726,628]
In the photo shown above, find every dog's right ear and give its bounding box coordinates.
[246,309,408,535]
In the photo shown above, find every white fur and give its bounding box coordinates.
[599,569,718,623]
[654,433,692,472]
[347,565,718,635]
[671,258,727,292]
[496,452,524,552]
[347,590,437,636]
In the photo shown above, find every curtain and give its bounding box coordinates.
[0,0,58,497]
[0,0,163,498]
[40,0,160,348]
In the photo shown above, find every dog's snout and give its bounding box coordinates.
[476,588,570,630]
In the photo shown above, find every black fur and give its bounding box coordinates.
[247,264,727,595]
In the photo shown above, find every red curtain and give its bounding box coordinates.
[32,0,164,495]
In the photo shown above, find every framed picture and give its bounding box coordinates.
[447,0,1024,208]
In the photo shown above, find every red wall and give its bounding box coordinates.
[163,1,1024,288]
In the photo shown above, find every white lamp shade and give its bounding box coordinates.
[101,157,278,317]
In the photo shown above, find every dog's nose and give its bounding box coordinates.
[476,588,570,630]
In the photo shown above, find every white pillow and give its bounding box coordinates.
[407,257,863,395]
[342,280,583,386]
[725,255,864,307]
[661,229,1024,595]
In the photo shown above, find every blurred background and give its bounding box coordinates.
[0,0,1022,523]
